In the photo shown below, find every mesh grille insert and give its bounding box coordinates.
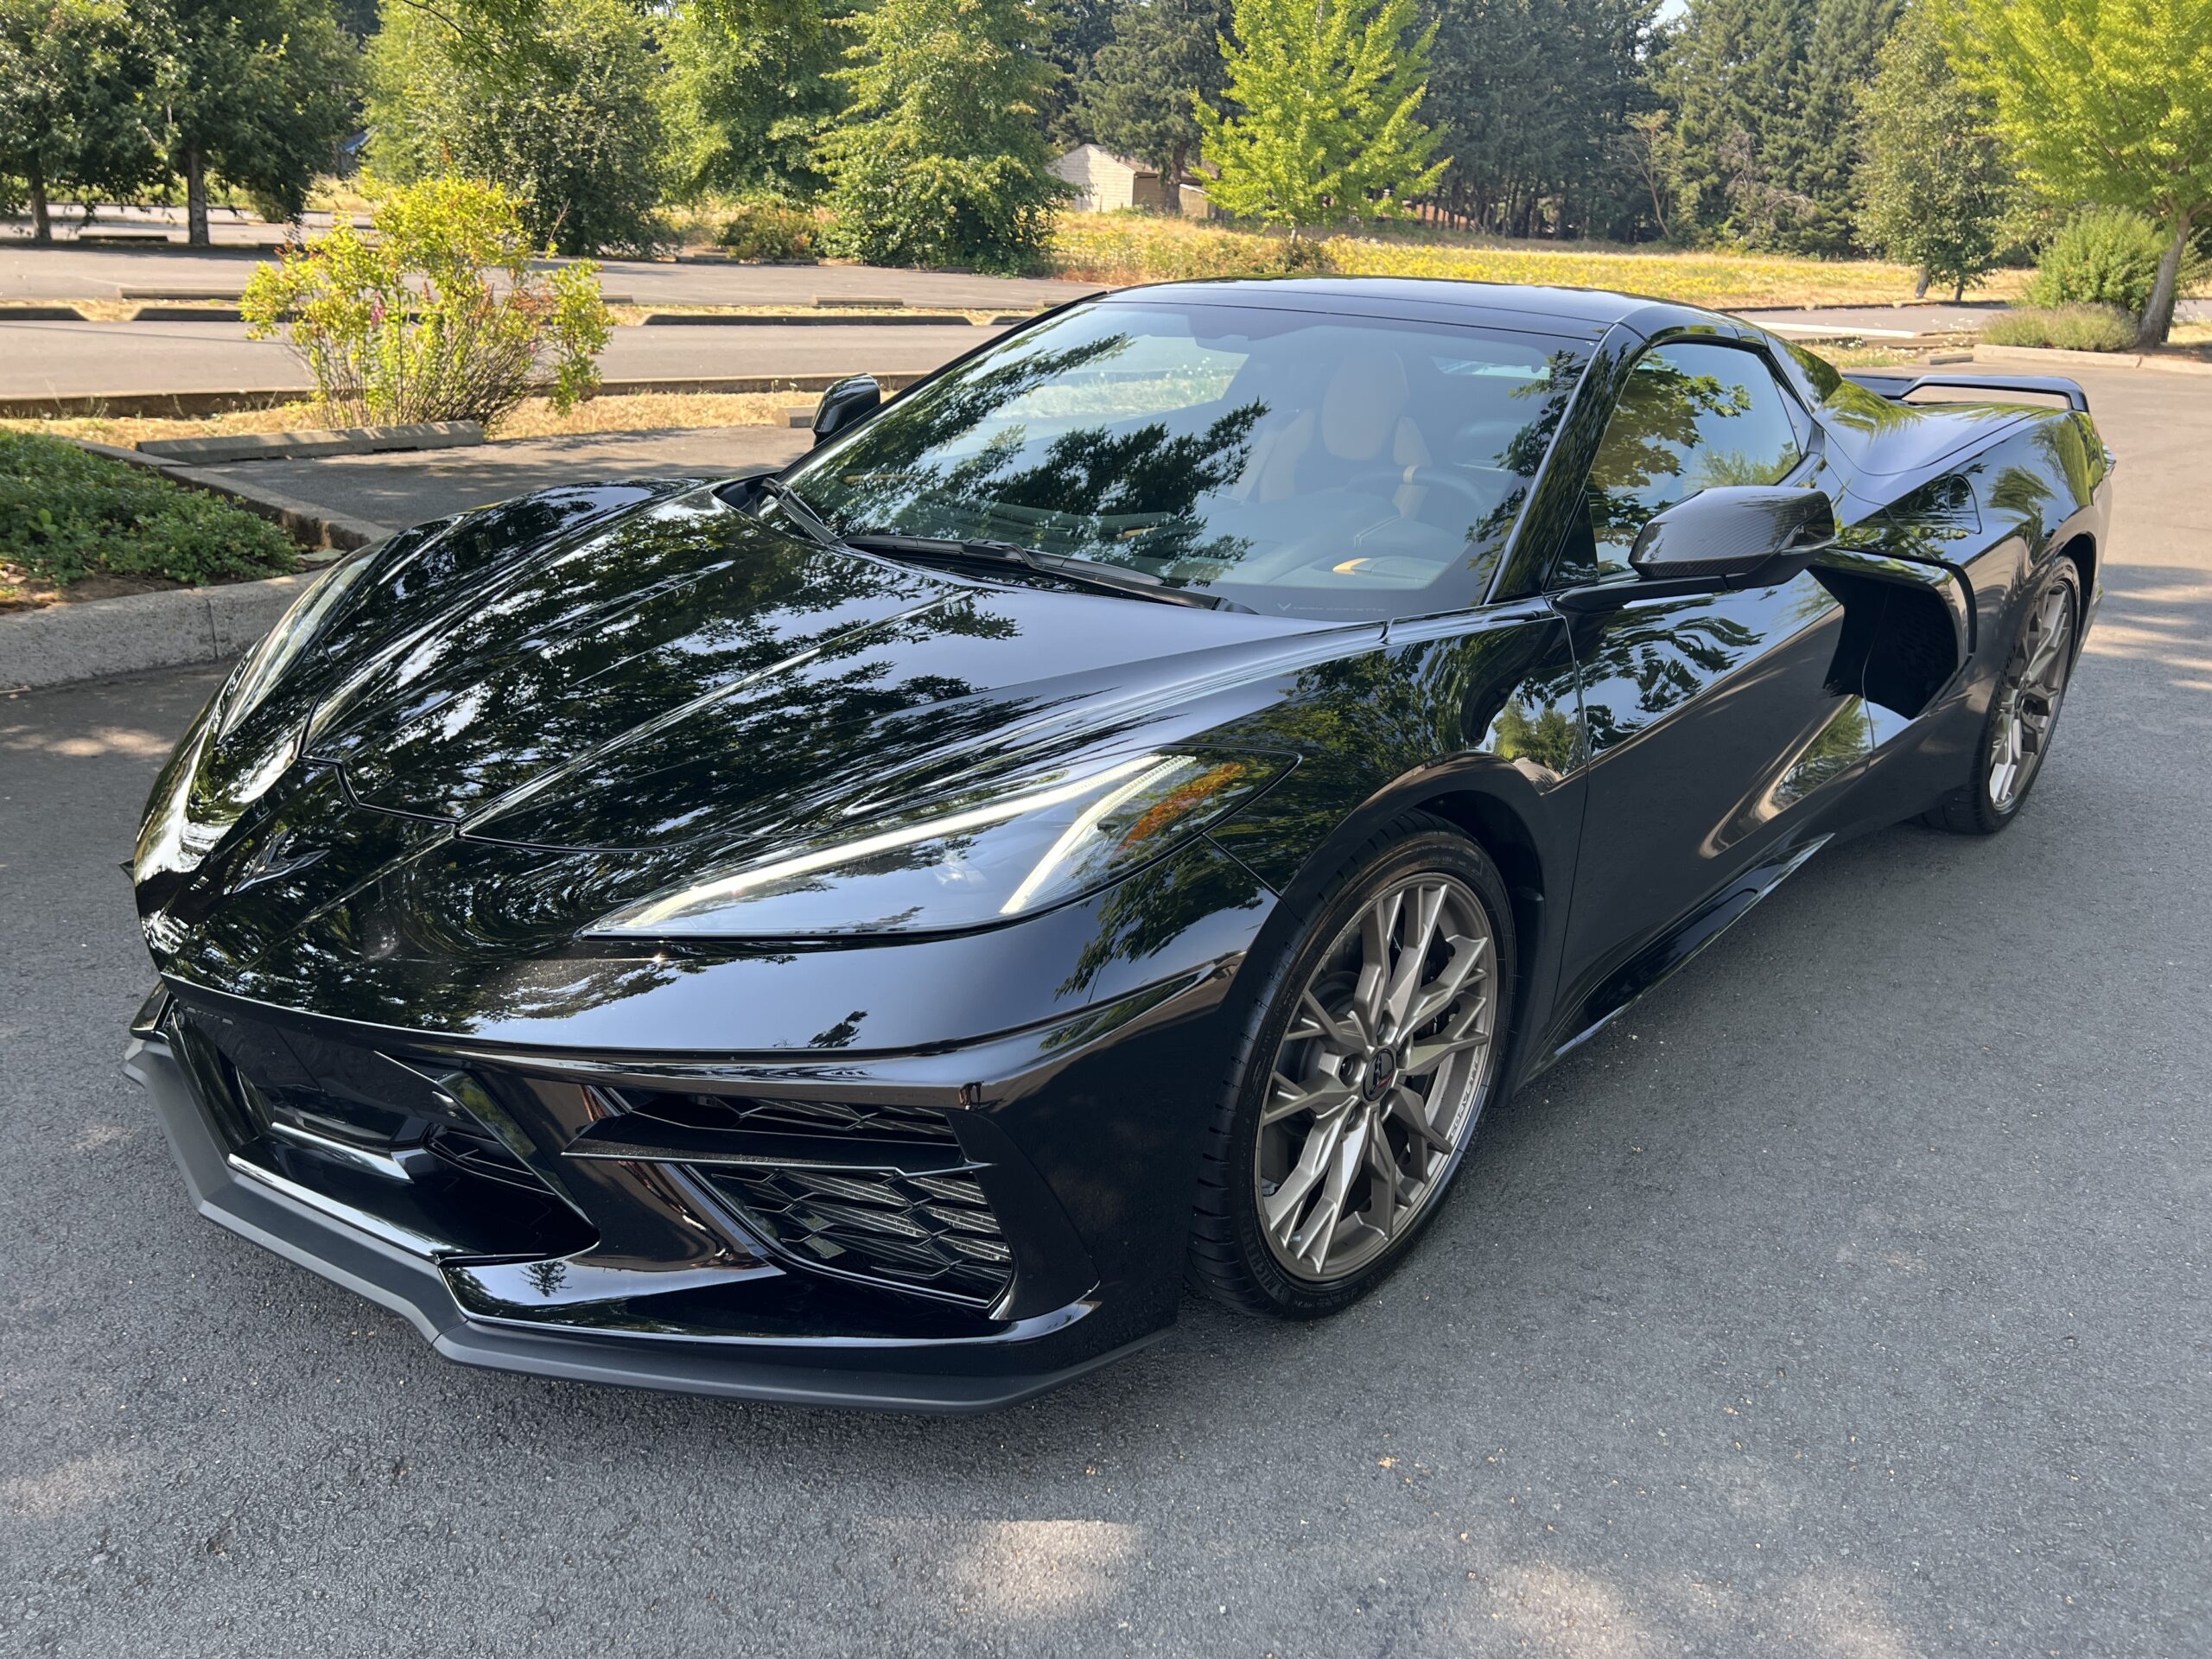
[699,1164,1013,1306]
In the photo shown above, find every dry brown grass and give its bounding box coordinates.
[1049,214,2034,310]
[3,391,798,450]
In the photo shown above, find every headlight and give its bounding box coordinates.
[587,748,1286,940]
[217,544,381,738]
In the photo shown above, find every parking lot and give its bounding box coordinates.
[3,362,2207,1656]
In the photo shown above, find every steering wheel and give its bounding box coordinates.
[1344,467,1491,515]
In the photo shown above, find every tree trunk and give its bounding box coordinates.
[1913,267,1930,299]
[2136,209,2195,350]
[1953,280,1966,303]
[1166,145,1189,216]
[27,156,50,244]
[185,143,210,248]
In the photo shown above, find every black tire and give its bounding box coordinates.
[1187,811,1516,1319]
[1922,559,2082,836]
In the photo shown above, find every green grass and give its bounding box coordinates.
[1,429,299,606]
[1981,304,2139,353]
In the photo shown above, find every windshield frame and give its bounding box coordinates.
[775,293,1602,625]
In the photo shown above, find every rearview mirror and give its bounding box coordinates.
[1629,486,1837,588]
[812,375,880,446]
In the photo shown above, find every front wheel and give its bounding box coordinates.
[1923,561,2081,836]
[1188,815,1516,1319]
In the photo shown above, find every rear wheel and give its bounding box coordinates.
[1923,562,2080,836]
[1188,815,1515,1318]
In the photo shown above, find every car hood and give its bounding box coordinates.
[137,481,1338,992]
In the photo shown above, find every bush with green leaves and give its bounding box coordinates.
[0,430,299,591]
[365,0,666,257]
[2024,207,2202,315]
[717,200,819,261]
[241,178,613,431]
[1981,303,2138,353]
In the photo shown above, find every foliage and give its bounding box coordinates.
[0,430,298,591]
[1853,0,2018,298]
[817,0,1066,272]
[0,0,167,239]
[661,0,845,204]
[715,200,821,260]
[1781,0,1901,255]
[1042,0,1121,145]
[1981,303,2138,353]
[158,0,359,240]
[2023,206,2202,316]
[1197,0,1446,236]
[1661,0,1817,245]
[1423,0,1662,241]
[240,177,613,429]
[1074,0,1230,195]
[1046,210,1956,305]
[366,0,666,257]
[1945,0,2212,347]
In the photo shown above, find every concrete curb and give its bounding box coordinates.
[0,304,91,321]
[1968,343,2212,377]
[57,437,393,552]
[1,570,314,690]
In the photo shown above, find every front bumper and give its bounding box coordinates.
[123,970,1235,1411]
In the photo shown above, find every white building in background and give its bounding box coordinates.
[1052,145,1212,218]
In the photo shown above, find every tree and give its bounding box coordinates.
[1660,0,1815,245]
[1423,0,1659,240]
[1854,1,2017,297]
[817,0,1065,271]
[157,0,359,246]
[1777,0,1900,254]
[1196,0,1447,237]
[1043,0,1122,145]
[1945,0,2212,347]
[1074,0,1228,201]
[661,0,845,204]
[0,0,166,241]
[366,0,666,255]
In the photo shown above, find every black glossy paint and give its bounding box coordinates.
[125,277,2113,1408]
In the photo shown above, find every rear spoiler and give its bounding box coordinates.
[1842,369,2089,413]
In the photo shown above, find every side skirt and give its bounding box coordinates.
[1520,834,1832,1086]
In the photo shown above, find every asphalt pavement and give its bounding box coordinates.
[2,363,2206,1656]
[0,238,1099,310]
[0,318,1007,401]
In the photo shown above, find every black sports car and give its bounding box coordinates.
[126,279,2111,1409]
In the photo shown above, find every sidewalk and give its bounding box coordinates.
[189,424,814,532]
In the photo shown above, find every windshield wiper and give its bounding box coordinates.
[751,476,843,548]
[842,531,1248,612]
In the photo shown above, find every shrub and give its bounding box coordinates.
[716,201,818,262]
[2023,207,2202,315]
[241,177,613,431]
[0,430,298,590]
[1981,303,2138,352]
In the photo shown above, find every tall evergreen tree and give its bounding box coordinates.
[0,0,167,240]
[1044,0,1122,145]
[1660,0,1814,245]
[817,0,1065,271]
[1074,0,1229,198]
[1197,0,1446,237]
[1776,0,1899,253]
[156,0,360,246]
[1853,1,2017,296]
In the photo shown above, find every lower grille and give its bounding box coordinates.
[699,1164,1014,1306]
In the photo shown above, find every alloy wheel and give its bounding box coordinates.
[1254,874,1497,1282]
[1988,581,2076,811]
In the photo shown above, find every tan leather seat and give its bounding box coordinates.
[1237,352,1433,516]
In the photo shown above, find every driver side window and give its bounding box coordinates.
[1564,341,1809,583]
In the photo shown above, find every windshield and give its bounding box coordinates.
[779,300,1592,620]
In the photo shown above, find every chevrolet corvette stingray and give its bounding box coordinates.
[125,279,2110,1409]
